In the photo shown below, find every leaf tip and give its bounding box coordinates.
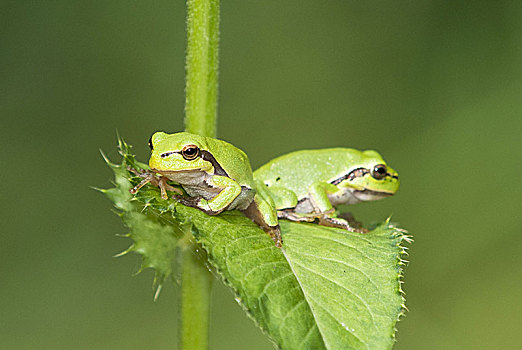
[153,278,165,301]
[91,186,106,193]
[99,148,117,168]
[113,244,134,258]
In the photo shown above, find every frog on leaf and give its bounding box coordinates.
[129,132,282,247]
[253,148,399,232]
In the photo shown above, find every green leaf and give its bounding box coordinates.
[102,140,410,349]
[281,223,408,349]
[99,140,182,298]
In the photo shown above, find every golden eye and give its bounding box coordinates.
[371,164,387,180]
[181,144,200,160]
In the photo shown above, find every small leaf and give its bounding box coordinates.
[101,139,182,296]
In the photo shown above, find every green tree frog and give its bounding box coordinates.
[130,132,282,246]
[253,148,399,232]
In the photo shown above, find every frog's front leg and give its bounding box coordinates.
[128,167,182,199]
[157,176,182,199]
[128,167,158,193]
[307,181,338,213]
[307,182,367,233]
[175,175,242,215]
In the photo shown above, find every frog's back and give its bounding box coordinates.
[204,136,254,186]
[254,148,365,197]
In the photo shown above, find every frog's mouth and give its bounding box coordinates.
[153,168,204,174]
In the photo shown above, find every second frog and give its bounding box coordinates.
[254,148,399,232]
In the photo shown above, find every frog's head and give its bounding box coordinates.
[336,150,399,202]
[148,132,214,174]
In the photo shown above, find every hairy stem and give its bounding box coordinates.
[184,0,220,137]
[179,0,220,348]
[178,229,212,350]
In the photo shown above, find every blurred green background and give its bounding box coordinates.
[2,1,521,349]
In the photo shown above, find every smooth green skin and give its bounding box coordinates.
[148,132,278,228]
[254,148,399,219]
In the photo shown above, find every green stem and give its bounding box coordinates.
[185,0,220,137]
[178,231,212,350]
[179,0,220,349]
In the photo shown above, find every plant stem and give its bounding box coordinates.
[185,0,220,137]
[180,0,220,349]
[178,231,212,350]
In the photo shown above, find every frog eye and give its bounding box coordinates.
[371,164,387,180]
[181,144,200,160]
[148,136,154,150]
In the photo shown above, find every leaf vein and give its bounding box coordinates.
[231,245,274,261]
[279,299,306,327]
[305,293,369,350]
[292,260,378,330]
[289,233,385,268]
[294,250,381,297]
[258,270,295,296]
[241,261,289,282]
[281,249,330,349]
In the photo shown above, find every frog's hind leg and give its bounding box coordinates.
[241,194,283,248]
[267,226,283,248]
[316,215,368,233]
[337,211,364,230]
[277,209,317,223]
[279,208,368,233]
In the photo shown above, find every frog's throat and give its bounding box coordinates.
[345,187,394,204]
